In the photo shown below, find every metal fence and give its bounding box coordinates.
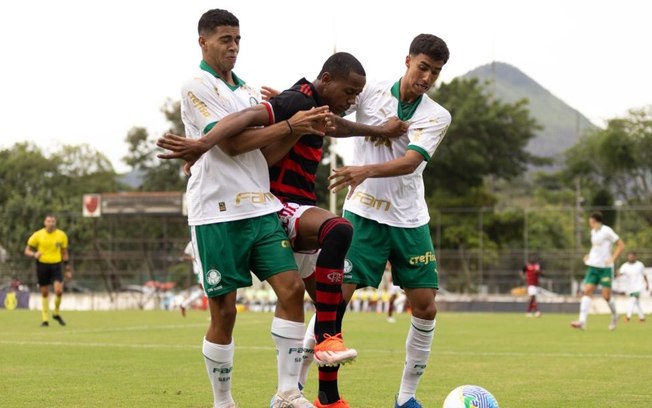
[2,205,652,297]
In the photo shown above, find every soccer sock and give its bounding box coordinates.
[607,297,617,317]
[318,366,340,404]
[314,217,352,343]
[271,317,304,393]
[202,337,235,407]
[298,313,316,389]
[579,295,591,324]
[531,297,538,312]
[627,297,636,319]
[397,316,435,405]
[634,298,644,319]
[54,294,62,315]
[41,295,49,322]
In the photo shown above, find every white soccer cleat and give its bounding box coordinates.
[609,317,618,331]
[387,316,397,323]
[270,389,315,408]
[570,320,586,330]
[313,333,357,367]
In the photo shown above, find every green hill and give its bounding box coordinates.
[461,62,596,161]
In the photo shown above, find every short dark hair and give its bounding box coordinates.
[317,52,366,81]
[590,211,603,223]
[198,9,239,35]
[409,34,449,63]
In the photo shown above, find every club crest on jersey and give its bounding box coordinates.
[344,259,353,274]
[206,269,222,286]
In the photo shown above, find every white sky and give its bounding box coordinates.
[1,0,651,173]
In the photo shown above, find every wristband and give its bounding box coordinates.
[286,120,293,135]
[63,260,69,266]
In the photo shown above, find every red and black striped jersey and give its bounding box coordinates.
[262,78,324,205]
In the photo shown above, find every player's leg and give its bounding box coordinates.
[194,222,246,408]
[294,208,354,406]
[52,264,65,325]
[36,263,50,326]
[388,293,398,323]
[633,293,645,321]
[180,284,205,317]
[572,268,599,329]
[602,286,618,330]
[250,214,313,407]
[625,293,636,321]
[389,224,438,408]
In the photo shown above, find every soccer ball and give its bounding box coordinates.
[442,385,499,408]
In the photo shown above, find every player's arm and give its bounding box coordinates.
[610,239,625,265]
[24,245,39,260]
[219,106,331,158]
[157,105,271,162]
[328,150,424,198]
[328,115,408,139]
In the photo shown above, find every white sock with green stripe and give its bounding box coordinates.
[607,297,617,318]
[398,316,435,405]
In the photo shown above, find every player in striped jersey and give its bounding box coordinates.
[158,52,407,408]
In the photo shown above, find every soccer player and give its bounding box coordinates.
[178,241,204,317]
[171,9,332,408]
[571,211,625,331]
[24,214,71,327]
[158,52,407,408]
[328,34,452,408]
[520,256,543,317]
[617,251,649,322]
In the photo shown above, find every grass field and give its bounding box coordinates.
[1,309,651,407]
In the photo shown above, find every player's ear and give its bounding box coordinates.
[405,55,411,68]
[321,72,332,85]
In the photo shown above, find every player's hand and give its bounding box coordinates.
[64,267,73,280]
[34,252,41,260]
[261,86,280,101]
[156,133,209,168]
[287,106,332,137]
[381,116,409,138]
[328,166,370,198]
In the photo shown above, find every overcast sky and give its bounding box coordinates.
[1,0,650,173]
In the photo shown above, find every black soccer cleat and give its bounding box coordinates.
[41,321,49,327]
[53,315,66,326]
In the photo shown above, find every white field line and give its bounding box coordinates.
[1,339,651,360]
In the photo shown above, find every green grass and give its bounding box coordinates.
[1,310,651,407]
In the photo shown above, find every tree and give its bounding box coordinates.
[122,100,186,192]
[425,77,543,195]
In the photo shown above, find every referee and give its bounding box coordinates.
[24,214,71,326]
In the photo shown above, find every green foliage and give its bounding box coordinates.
[426,77,542,195]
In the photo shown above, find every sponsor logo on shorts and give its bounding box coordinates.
[187,91,210,117]
[206,269,222,286]
[235,192,276,206]
[408,251,436,266]
[349,191,391,211]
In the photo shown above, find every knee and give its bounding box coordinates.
[413,300,437,320]
[319,217,353,249]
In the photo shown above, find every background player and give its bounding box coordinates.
[617,251,648,322]
[24,214,71,327]
[571,211,625,331]
[520,255,543,317]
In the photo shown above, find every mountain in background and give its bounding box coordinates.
[461,62,597,161]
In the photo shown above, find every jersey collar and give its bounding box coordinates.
[391,79,423,121]
[200,60,245,91]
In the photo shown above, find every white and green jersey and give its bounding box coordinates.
[585,225,620,268]
[181,61,282,225]
[619,260,646,293]
[342,79,451,227]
